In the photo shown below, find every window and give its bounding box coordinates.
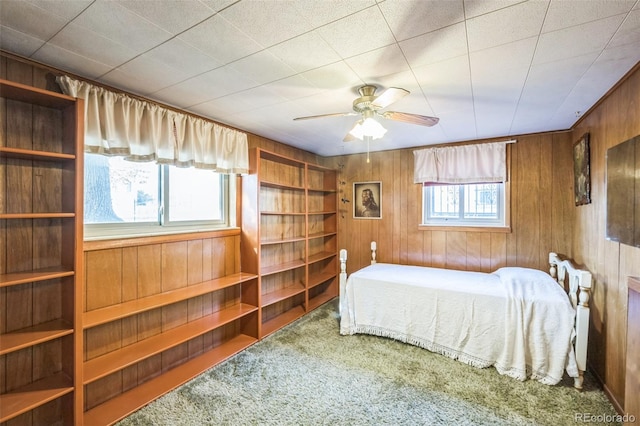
[422,182,506,227]
[84,154,231,238]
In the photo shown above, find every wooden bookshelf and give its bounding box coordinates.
[0,78,84,425]
[241,148,338,338]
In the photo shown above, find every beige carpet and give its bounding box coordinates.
[117,298,620,425]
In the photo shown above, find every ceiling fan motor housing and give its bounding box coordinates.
[352,85,379,115]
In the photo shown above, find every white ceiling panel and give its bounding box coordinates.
[466,1,548,52]
[177,14,263,64]
[267,31,342,73]
[1,0,638,157]
[377,0,464,41]
[400,22,468,69]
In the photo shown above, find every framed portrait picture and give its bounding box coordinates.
[353,181,382,219]
[573,133,591,206]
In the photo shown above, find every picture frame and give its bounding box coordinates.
[353,181,382,219]
[573,133,591,206]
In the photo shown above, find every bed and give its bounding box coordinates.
[338,243,592,389]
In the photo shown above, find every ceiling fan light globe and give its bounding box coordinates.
[349,117,386,140]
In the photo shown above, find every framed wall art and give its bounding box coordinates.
[354,181,382,219]
[573,133,591,206]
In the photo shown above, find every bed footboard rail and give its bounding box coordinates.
[549,252,592,390]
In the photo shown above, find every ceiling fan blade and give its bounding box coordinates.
[293,112,357,121]
[379,111,440,127]
[343,120,363,142]
[371,87,409,109]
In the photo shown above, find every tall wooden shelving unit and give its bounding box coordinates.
[241,149,338,338]
[81,232,259,425]
[0,79,84,425]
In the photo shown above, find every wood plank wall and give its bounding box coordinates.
[4,51,638,415]
[571,62,640,412]
[326,132,575,275]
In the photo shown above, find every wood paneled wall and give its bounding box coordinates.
[571,62,640,412]
[4,51,638,414]
[327,132,575,275]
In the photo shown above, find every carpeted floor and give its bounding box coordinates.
[117,298,621,425]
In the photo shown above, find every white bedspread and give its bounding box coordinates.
[339,263,578,385]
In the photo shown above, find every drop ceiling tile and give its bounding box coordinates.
[0,1,73,42]
[262,75,324,101]
[32,42,113,79]
[316,6,396,59]
[345,44,411,82]
[71,1,172,52]
[142,38,222,77]
[542,0,635,33]
[301,61,364,90]
[533,14,626,65]
[152,66,258,108]
[466,1,547,52]
[100,54,192,96]
[191,85,286,119]
[378,0,464,41]
[219,0,313,48]
[292,0,376,28]
[435,108,477,140]
[268,31,341,73]
[463,0,529,19]
[178,14,262,64]
[0,25,45,57]
[609,8,640,48]
[228,50,297,86]
[401,22,468,69]
[20,0,92,20]
[115,0,217,35]
[413,55,473,114]
[47,22,138,68]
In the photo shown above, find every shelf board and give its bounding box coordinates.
[0,372,74,423]
[83,272,258,329]
[83,303,258,384]
[260,259,305,276]
[308,272,337,289]
[0,319,74,356]
[0,267,75,288]
[308,231,337,240]
[260,211,306,216]
[308,210,337,215]
[0,146,76,161]
[308,187,337,193]
[0,78,76,108]
[0,212,75,219]
[261,285,306,307]
[261,305,305,337]
[309,292,337,311]
[83,334,257,426]
[260,180,305,191]
[260,236,306,245]
[308,251,336,264]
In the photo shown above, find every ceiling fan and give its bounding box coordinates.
[293,85,439,142]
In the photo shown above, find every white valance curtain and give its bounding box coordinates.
[56,75,248,174]
[413,140,514,184]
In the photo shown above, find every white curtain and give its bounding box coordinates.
[56,75,248,174]
[413,141,513,184]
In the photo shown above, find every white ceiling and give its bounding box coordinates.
[2,0,639,157]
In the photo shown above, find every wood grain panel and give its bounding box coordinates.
[85,249,122,311]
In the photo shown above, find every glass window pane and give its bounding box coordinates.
[429,185,459,218]
[84,154,159,224]
[463,183,499,219]
[167,167,222,222]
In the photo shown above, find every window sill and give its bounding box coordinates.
[84,227,241,251]
[418,224,511,233]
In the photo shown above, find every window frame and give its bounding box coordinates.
[83,155,235,241]
[421,182,509,230]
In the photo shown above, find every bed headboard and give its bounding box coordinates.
[548,252,592,389]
